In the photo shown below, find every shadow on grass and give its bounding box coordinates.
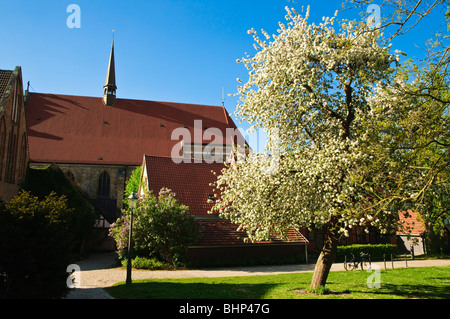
[372,283,450,299]
[105,267,450,299]
[106,282,278,299]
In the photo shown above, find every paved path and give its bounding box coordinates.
[64,252,450,299]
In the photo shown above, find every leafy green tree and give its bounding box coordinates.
[363,62,449,253]
[344,0,449,253]
[109,188,198,266]
[123,165,142,208]
[420,180,450,253]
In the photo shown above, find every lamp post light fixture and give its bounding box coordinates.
[126,192,138,285]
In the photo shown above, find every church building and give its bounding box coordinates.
[25,41,309,263]
[25,41,239,222]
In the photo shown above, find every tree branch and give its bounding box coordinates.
[343,82,355,138]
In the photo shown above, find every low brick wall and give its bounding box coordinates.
[187,243,306,267]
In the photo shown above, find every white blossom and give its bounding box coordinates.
[210,6,400,242]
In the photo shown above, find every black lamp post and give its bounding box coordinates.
[126,192,138,285]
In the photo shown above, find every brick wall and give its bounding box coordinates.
[0,67,28,202]
[187,243,306,266]
[30,162,137,220]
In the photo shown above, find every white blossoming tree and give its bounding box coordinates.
[210,7,402,289]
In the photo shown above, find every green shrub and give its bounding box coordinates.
[121,256,170,270]
[109,188,199,266]
[335,244,398,262]
[0,191,75,298]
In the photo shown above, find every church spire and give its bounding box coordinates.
[103,40,117,106]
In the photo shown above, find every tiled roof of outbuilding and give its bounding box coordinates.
[142,155,224,218]
[195,220,309,246]
[142,155,309,246]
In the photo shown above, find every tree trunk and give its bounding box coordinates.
[309,226,339,289]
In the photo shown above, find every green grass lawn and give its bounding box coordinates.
[104,266,450,299]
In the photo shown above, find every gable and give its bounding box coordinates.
[141,155,224,217]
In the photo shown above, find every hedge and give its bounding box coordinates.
[335,244,398,262]
[0,191,74,298]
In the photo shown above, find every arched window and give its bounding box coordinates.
[97,171,110,198]
[0,117,6,181]
[66,170,75,183]
[5,129,18,183]
[11,81,21,124]
[17,133,27,183]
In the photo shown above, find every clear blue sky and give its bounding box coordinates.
[1,0,447,150]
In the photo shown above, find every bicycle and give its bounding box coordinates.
[345,252,371,270]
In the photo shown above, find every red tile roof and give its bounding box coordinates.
[142,155,309,246]
[25,93,239,165]
[142,155,224,218]
[195,220,309,246]
[397,210,426,235]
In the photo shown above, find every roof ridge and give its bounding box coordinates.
[29,92,224,108]
[221,105,230,126]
